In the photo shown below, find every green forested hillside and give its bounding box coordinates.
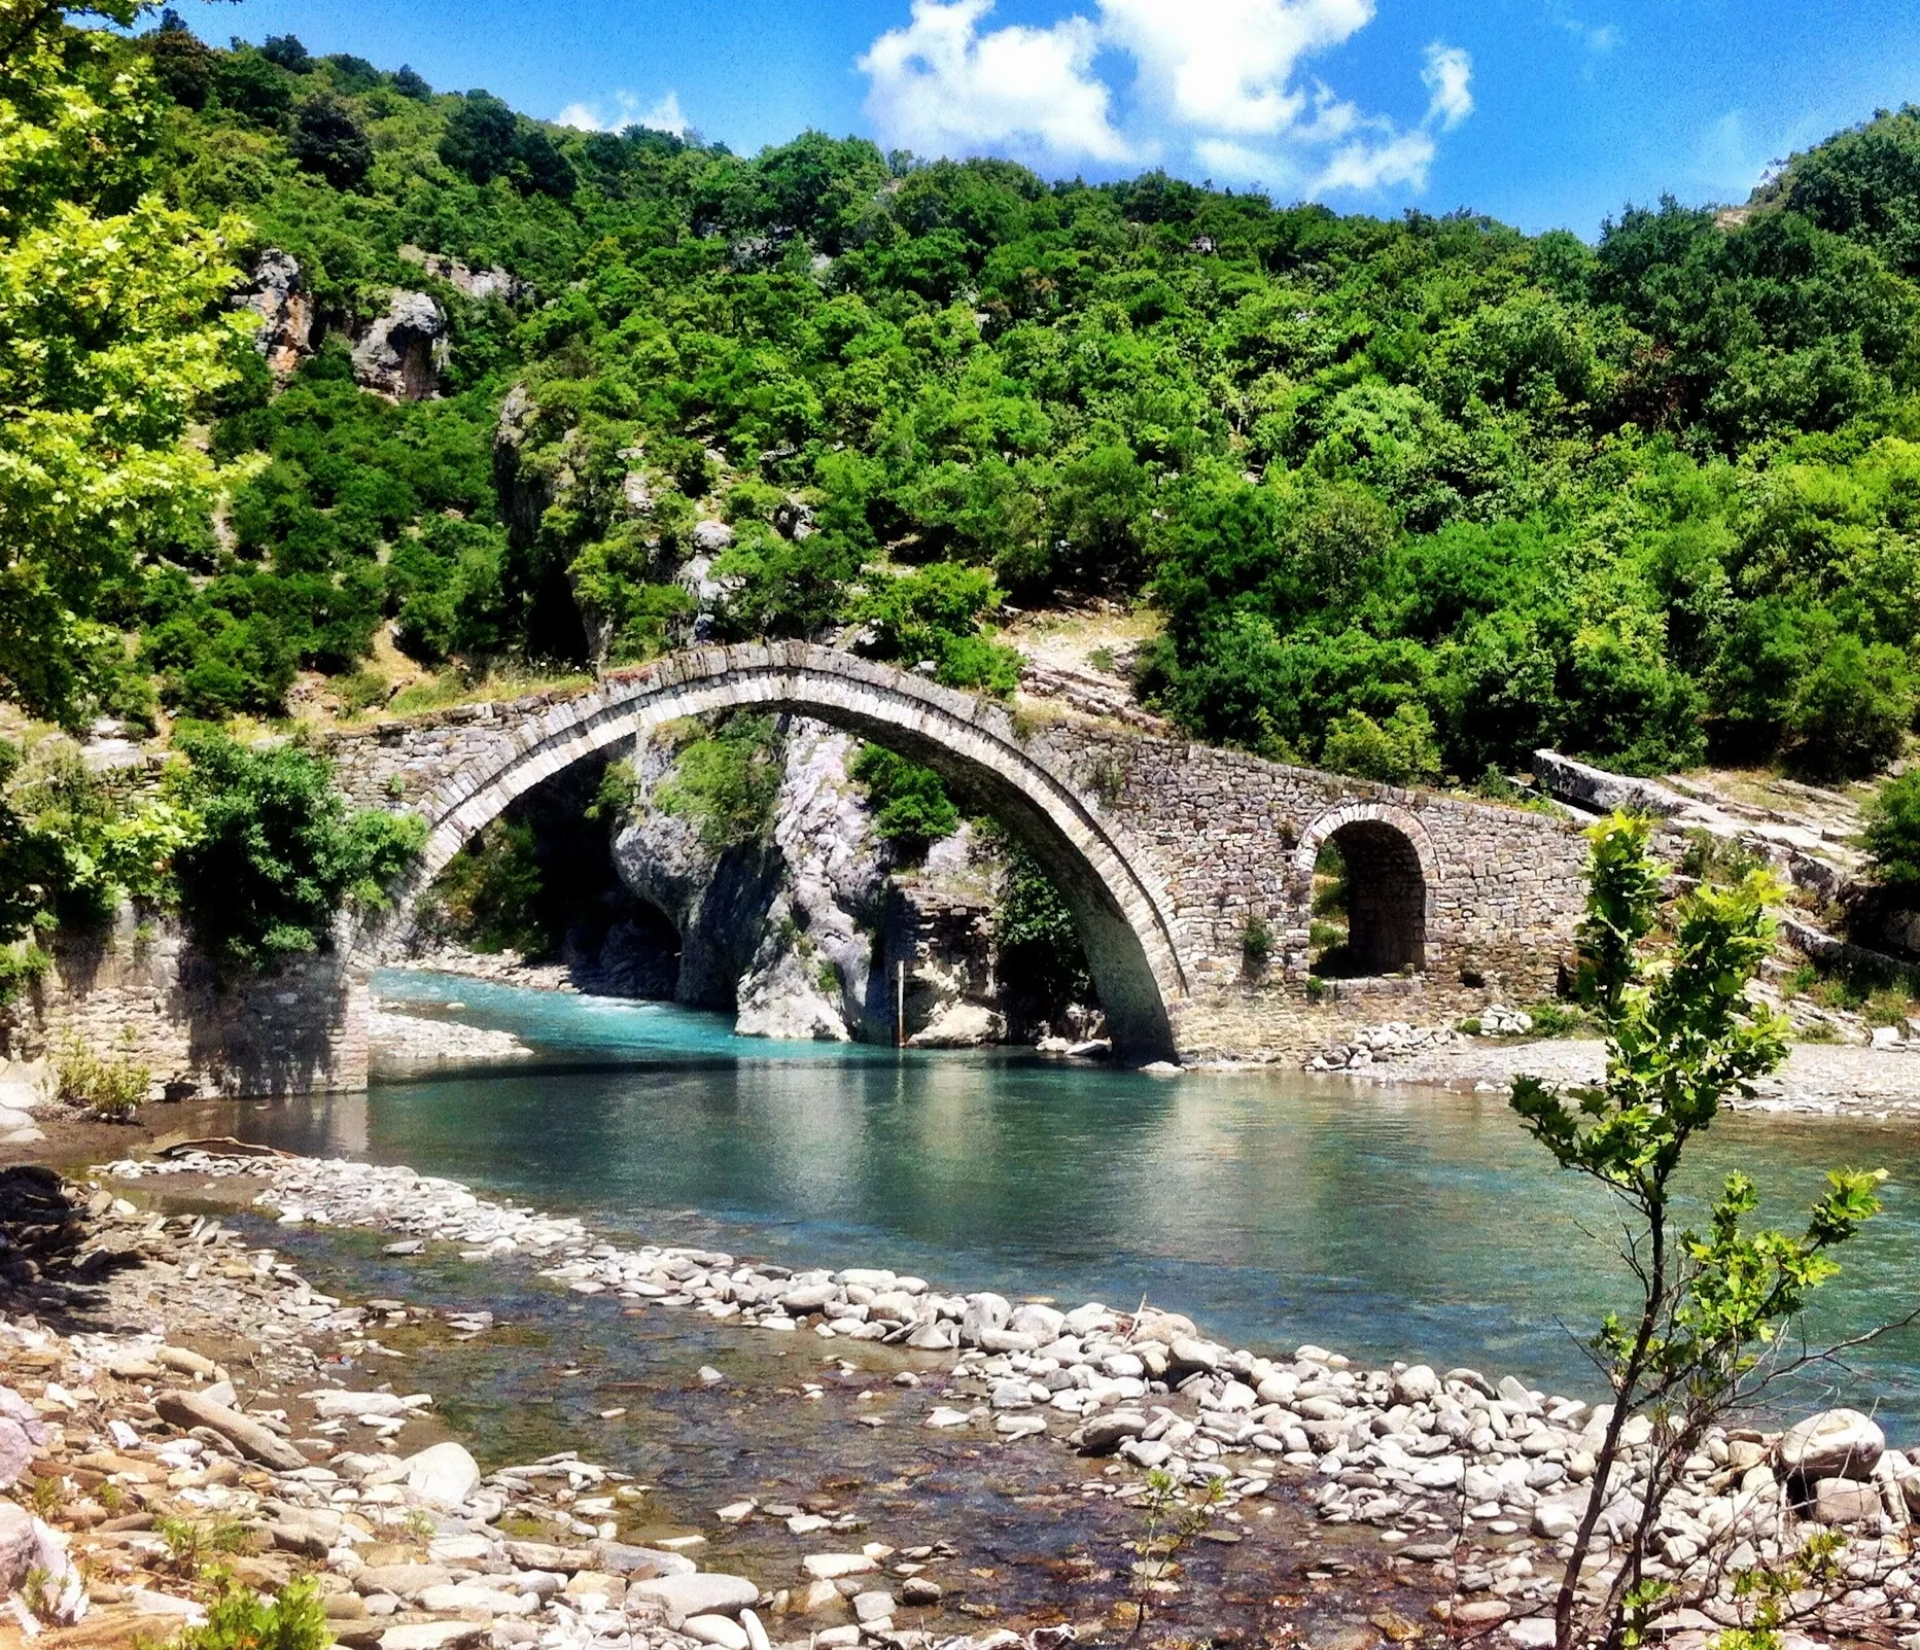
[30,16,1920,789]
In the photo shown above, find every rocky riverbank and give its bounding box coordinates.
[55,1142,1916,1650]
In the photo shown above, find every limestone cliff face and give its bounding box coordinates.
[732,723,889,1042]
[607,718,1030,1045]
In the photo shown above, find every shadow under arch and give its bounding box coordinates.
[1295,802,1438,976]
[373,645,1187,1062]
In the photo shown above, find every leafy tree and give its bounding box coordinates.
[259,33,311,74]
[855,562,1020,691]
[166,732,426,973]
[0,0,256,725]
[145,10,209,108]
[1780,631,1914,779]
[438,89,518,185]
[1512,815,1885,1650]
[992,832,1092,1026]
[209,46,293,127]
[416,817,546,954]
[291,94,372,191]
[390,63,430,100]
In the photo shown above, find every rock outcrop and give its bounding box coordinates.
[232,249,316,379]
[607,721,1056,1045]
[351,290,449,401]
[398,244,528,304]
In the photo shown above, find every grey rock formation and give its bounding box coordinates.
[398,245,528,304]
[732,723,888,1041]
[233,249,315,379]
[352,290,449,401]
[610,721,887,1040]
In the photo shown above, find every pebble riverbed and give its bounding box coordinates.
[40,1145,1915,1650]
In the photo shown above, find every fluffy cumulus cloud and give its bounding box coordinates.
[857,0,1130,163]
[555,90,690,136]
[858,0,1472,196]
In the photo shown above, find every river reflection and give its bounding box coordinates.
[208,970,1920,1435]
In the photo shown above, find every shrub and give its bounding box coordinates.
[49,1037,151,1120]
[850,746,958,857]
[655,716,783,851]
[1319,703,1442,785]
[167,733,426,975]
[173,1575,329,1650]
[1863,770,1920,898]
[1241,911,1272,973]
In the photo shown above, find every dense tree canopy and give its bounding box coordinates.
[21,13,1920,791]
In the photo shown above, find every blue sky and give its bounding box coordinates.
[177,0,1920,237]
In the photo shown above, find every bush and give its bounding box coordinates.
[167,733,426,974]
[850,745,958,856]
[173,1575,330,1650]
[655,716,783,851]
[49,1036,151,1120]
[1863,770,1920,897]
[1319,703,1442,785]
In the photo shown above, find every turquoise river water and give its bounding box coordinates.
[226,970,1920,1436]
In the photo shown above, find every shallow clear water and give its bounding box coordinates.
[256,971,1920,1434]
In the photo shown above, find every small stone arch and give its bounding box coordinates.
[1294,802,1441,976]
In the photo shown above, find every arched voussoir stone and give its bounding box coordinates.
[362,644,1190,1062]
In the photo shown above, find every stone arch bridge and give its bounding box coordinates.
[325,643,1590,1069]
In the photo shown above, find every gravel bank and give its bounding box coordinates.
[1325,1036,1920,1118]
[79,1145,1920,1650]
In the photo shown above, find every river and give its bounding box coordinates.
[224,970,1920,1436]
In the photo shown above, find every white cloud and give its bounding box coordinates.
[1100,0,1376,135]
[858,0,1472,197]
[858,0,1131,164]
[555,89,690,135]
[1422,43,1472,130]
[1312,125,1435,192]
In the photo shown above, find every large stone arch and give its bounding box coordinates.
[1293,802,1441,976]
[376,644,1188,1061]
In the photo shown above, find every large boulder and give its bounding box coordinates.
[403,1440,481,1509]
[1779,1408,1884,1481]
[1812,1477,1884,1526]
[628,1573,760,1627]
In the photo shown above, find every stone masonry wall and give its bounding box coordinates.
[1,907,368,1098]
[324,645,1592,1065]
